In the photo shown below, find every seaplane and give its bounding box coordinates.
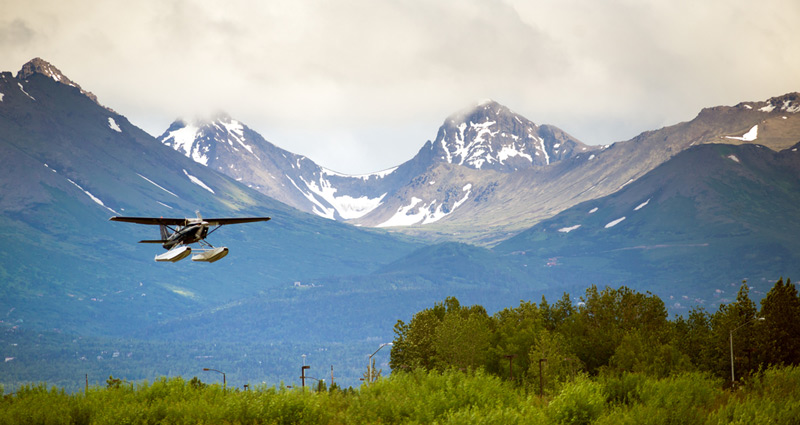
[109,212,270,263]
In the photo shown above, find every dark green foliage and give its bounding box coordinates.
[3,280,799,423]
[758,278,800,366]
[390,279,799,389]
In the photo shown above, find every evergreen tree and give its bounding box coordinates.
[710,282,762,382]
[671,307,713,370]
[758,278,800,367]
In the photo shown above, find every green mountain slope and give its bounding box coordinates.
[0,62,421,338]
[494,143,800,306]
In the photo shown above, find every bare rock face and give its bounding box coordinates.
[17,57,104,108]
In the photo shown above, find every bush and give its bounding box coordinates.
[595,372,721,425]
[345,368,521,424]
[600,372,646,405]
[546,375,606,425]
[706,365,800,425]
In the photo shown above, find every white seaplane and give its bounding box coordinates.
[110,212,270,263]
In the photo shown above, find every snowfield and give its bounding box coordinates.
[725,125,758,142]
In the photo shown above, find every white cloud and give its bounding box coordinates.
[1,0,798,174]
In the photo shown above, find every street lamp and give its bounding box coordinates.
[202,368,226,391]
[730,316,765,384]
[368,342,393,385]
[301,365,310,388]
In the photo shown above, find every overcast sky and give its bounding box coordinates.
[2,0,797,174]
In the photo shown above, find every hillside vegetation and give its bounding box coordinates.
[2,279,798,424]
[2,366,799,424]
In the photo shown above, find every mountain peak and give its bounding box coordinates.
[447,99,509,125]
[16,57,105,108]
[18,58,75,86]
[430,100,592,171]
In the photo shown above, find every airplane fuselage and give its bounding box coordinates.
[163,222,209,249]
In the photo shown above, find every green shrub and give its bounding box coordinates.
[345,368,521,424]
[546,375,606,425]
[706,365,800,425]
[595,372,721,425]
[600,372,646,405]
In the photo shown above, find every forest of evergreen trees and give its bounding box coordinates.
[1,279,798,424]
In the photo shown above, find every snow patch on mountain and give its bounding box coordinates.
[497,144,533,163]
[727,154,741,163]
[137,174,178,198]
[378,183,472,227]
[378,197,425,227]
[216,119,260,161]
[166,125,207,165]
[321,166,397,181]
[782,100,800,113]
[299,174,385,220]
[0,92,4,102]
[108,117,121,132]
[605,217,626,228]
[534,134,549,165]
[17,83,34,101]
[558,224,581,233]
[726,125,758,142]
[286,176,336,219]
[183,169,214,193]
[634,198,650,211]
[66,178,118,214]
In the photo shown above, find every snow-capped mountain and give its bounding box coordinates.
[425,100,592,170]
[157,93,800,244]
[158,100,595,230]
[158,115,401,220]
[349,101,597,230]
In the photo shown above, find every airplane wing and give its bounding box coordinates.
[109,216,189,226]
[110,216,271,226]
[205,217,271,226]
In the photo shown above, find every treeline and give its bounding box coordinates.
[2,279,799,424]
[390,278,800,391]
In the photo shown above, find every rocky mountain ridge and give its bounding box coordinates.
[159,99,598,235]
[159,90,800,244]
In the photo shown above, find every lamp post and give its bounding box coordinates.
[202,368,226,391]
[301,365,310,388]
[368,342,393,385]
[503,354,517,381]
[730,316,765,384]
